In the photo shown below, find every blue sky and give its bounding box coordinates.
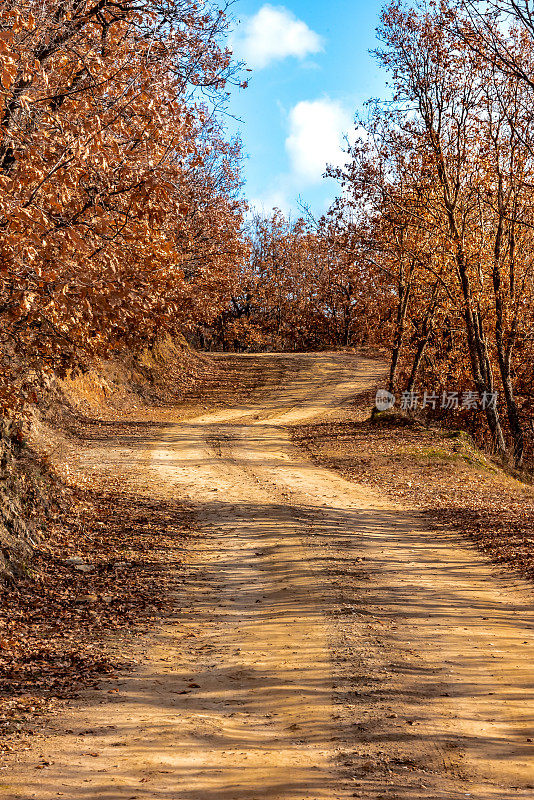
[227,0,387,217]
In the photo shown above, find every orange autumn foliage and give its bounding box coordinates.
[0,0,246,410]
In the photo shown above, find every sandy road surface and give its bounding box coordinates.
[4,353,534,799]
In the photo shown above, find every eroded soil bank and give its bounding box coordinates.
[2,352,534,799]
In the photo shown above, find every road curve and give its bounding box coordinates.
[5,352,534,799]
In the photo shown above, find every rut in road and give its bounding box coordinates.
[4,352,534,800]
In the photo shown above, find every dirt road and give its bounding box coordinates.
[4,353,534,799]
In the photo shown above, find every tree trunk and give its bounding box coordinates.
[493,259,524,466]
[405,282,440,393]
[388,271,411,393]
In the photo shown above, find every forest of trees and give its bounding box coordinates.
[1,0,533,467]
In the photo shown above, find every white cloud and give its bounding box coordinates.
[285,98,353,184]
[232,5,323,70]
[247,98,358,216]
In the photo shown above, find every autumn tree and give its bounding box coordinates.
[0,0,246,411]
[356,1,534,465]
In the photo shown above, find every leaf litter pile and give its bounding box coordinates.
[294,390,534,582]
[0,476,194,755]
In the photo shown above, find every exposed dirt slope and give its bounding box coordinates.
[2,353,534,799]
[0,335,217,588]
